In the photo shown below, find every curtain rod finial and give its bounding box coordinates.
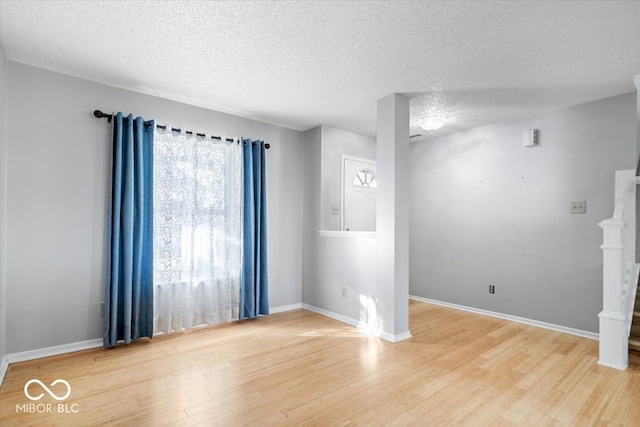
[94,110,112,123]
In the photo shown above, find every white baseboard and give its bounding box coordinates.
[597,360,628,371]
[301,303,360,327]
[0,355,8,386]
[3,296,593,386]
[270,303,303,314]
[0,305,302,380]
[0,338,103,387]
[377,330,412,343]
[410,295,599,341]
[301,303,412,343]
[6,338,103,365]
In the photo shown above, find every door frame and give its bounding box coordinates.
[341,154,377,231]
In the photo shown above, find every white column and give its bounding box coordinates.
[598,219,628,370]
[633,75,639,264]
[374,94,411,342]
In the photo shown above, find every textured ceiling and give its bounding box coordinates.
[1,1,639,140]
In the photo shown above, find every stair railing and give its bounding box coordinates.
[598,169,638,370]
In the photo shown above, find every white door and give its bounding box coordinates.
[342,157,376,231]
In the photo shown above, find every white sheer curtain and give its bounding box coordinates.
[153,128,242,334]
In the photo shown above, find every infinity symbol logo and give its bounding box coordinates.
[24,379,72,401]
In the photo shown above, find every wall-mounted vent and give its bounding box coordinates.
[523,129,539,147]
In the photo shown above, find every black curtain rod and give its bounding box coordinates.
[93,110,270,149]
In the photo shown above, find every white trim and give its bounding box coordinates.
[410,295,599,341]
[301,304,412,343]
[318,230,376,239]
[0,304,302,376]
[269,303,303,314]
[341,154,377,232]
[5,339,103,364]
[394,331,413,342]
[0,356,8,386]
[600,244,626,250]
[377,330,412,343]
[597,360,628,370]
[599,220,626,228]
[0,48,8,391]
[301,303,360,327]
[0,296,599,384]
[598,310,626,321]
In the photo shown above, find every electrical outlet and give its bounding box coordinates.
[99,302,105,317]
[341,287,348,299]
[489,285,495,294]
[331,205,340,215]
[570,201,587,214]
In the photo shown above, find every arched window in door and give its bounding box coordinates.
[352,169,377,189]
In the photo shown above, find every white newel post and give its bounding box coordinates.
[598,218,628,370]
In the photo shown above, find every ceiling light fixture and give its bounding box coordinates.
[416,114,447,131]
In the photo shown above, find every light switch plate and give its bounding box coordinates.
[570,201,587,214]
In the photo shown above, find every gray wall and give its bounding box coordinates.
[409,93,636,333]
[3,60,636,356]
[302,126,377,325]
[320,126,376,230]
[5,62,304,354]
[0,48,8,367]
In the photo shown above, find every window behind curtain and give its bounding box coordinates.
[152,130,242,334]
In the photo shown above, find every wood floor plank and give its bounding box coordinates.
[2,301,640,426]
[549,370,603,423]
[600,372,640,425]
[622,387,640,426]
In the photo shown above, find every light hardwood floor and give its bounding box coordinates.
[1,300,639,426]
